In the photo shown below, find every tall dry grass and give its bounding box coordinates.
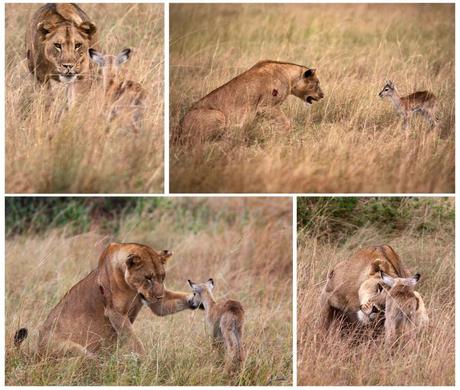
[297,198,454,385]
[6,4,164,193]
[5,198,292,385]
[170,4,454,193]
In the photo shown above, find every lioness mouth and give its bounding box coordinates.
[59,74,77,84]
[305,96,318,105]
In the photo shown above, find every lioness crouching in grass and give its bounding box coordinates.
[178,60,324,142]
[188,279,245,372]
[14,243,199,358]
[320,245,408,330]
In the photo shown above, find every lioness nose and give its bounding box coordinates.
[62,64,73,70]
[371,305,379,314]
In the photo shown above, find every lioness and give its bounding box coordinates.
[14,242,199,358]
[320,245,408,329]
[178,60,324,142]
[25,3,97,87]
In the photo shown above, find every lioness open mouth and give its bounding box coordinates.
[305,96,318,105]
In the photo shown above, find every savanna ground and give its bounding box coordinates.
[297,197,455,385]
[5,198,292,385]
[6,4,163,193]
[170,4,454,193]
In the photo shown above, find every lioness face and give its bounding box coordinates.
[123,247,172,304]
[357,278,386,323]
[292,69,324,105]
[38,21,96,83]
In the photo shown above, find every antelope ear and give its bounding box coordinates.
[79,21,97,39]
[377,283,384,293]
[304,69,316,78]
[160,250,172,264]
[126,254,142,269]
[206,278,214,290]
[37,21,55,35]
[117,48,131,65]
[407,273,420,286]
[188,279,197,289]
[89,48,105,66]
[380,271,395,287]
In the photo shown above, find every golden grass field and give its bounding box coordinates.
[5,198,293,385]
[170,4,454,193]
[297,198,454,385]
[6,4,164,193]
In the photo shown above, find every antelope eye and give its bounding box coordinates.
[75,43,82,50]
[54,43,62,50]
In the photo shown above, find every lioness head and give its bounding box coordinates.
[122,245,172,304]
[292,68,324,105]
[37,20,96,83]
[357,277,387,324]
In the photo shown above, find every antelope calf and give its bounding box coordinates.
[188,279,245,372]
[379,80,437,129]
[89,48,146,133]
[380,272,429,347]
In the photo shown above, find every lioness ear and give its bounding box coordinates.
[380,271,395,287]
[304,69,316,78]
[126,254,142,269]
[89,48,105,66]
[37,21,54,36]
[117,48,132,66]
[79,21,97,39]
[160,249,172,264]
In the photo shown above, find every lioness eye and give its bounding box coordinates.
[54,43,61,50]
[75,43,82,50]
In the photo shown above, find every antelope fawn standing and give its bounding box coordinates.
[89,48,146,133]
[379,80,437,130]
[380,272,429,348]
[188,279,245,372]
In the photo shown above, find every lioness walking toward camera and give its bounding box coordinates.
[380,272,429,347]
[14,243,199,358]
[188,279,245,372]
[178,60,324,142]
[89,48,146,133]
[378,80,437,129]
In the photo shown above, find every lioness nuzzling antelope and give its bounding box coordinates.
[89,48,146,133]
[188,279,245,372]
[379,80,437,129]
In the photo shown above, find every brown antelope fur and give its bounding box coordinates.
[379,80,437,129]
[13,243,198,358]
[188,279,245,372]
[89,48,146,133]
[178,60,324,143]
[380,272,429,347]
[320,245,408,330]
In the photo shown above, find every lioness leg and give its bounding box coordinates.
[262,106,292,131]
[147,289,193,316]
[40,338,96,359]
[104,307,146,356]
[180,108,226,141]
